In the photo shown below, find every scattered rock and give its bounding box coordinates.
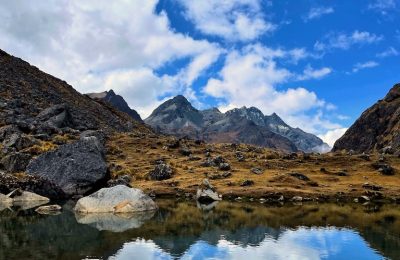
[213,156,225,165]
[188,155,201,161]
[381,146,394,154]
[291,196,303,202]
[251,167,264,175]
[196,179,221,203]
[219,163,231,171]
[148,163,173,180]
[240,179,254,187]
[209,172,231,180]
[336,171,348,177]
[290,172,310,181]
[74,185,157,213]
[179,147,192,156]
[236,152,245,162]
[26,137,108,197]
[107,175,132,188]
[7,189,50,202]
[359,153,371,161]
[166,139,180,149]
[35,204,62,215]
[0,152,32,173]
[372,162,395,176]
[2,133,37,151]
[362,183,383,191]
[358,196,370,203]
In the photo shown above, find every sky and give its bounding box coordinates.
[0,0,399,146]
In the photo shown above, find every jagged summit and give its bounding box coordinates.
[145,95,329,152]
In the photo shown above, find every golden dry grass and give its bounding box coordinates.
[106,132,400,200]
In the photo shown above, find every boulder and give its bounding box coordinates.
[2,133,37,151]
[36,103,73,129]
[7,189,50,202]
[196,179,222,203]
[107,175,132,188]
[219,163,231,171]
[26,137,108,197]
[0,152,32,173]
[251,167,264,175]
[0,125,20,142]
[74,185,157,213]
[179,147,192,156]
[0,193,12,204]
[240,179,254,186]
[291,196,303,202]
[290,172,310,181]
[148,163,173,181]
[35,205,62,215]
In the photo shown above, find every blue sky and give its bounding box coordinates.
[0,0,399,145]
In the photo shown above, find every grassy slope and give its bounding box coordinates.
[106,131,400,201]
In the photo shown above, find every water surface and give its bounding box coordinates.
[1,200,399,260]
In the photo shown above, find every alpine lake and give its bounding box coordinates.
[1,199,399,260]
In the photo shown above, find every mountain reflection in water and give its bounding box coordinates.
[0,200,399,260]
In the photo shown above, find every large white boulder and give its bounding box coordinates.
[74,185,157,213]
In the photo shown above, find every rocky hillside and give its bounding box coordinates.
[333,84,400,153]
[145,96,328,152]
[0,49,147,198]
[87,90,143,122]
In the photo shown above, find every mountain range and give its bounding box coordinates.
[144,95,330,153]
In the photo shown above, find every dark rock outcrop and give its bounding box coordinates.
[333,84,400,153]
[87,90,143,122]
[148,163,173,181]
[26,137,108,197]
[0,152,32,173]
[145,95,328,152]
[0,171,66,199]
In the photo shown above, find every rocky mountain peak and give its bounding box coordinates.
[333,83,400,152]
[146,95,329,152]
[87,89,142,122]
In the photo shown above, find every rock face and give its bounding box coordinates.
[26,137,108,197]
[87,90,143,122]
[333,84,400,153]
[74,185,157,213]
[145,95,328,152]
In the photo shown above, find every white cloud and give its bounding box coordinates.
[297,65,332,81]
[315,31,384,51]
[305,7,334,21]
[318,128,348,147]
[376,47,399,58]
[0,0,222,118]
[176,0,275,41]
[352,61,379,73]
[203,45,341,136]
[368,0,397,14]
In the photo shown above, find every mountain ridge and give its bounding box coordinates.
[145,95,329,152]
